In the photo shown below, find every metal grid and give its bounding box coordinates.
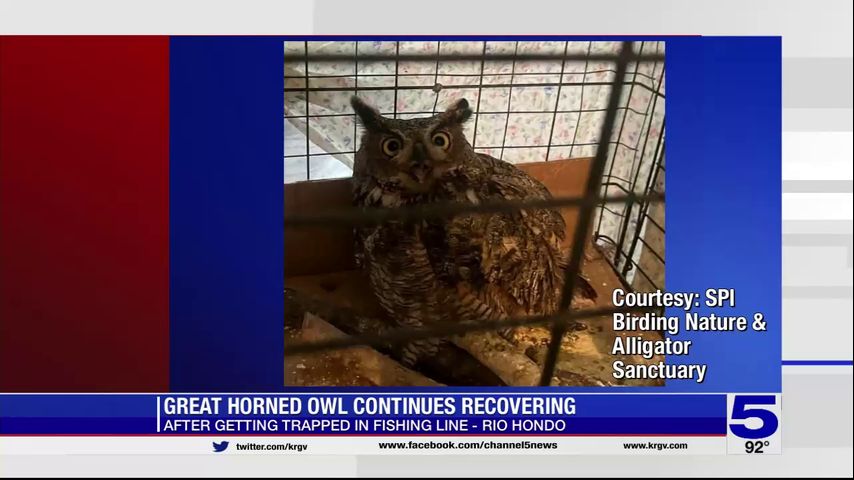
[283,41,666,386]
[284,41,665,177]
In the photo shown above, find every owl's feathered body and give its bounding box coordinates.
[350,97,566,366]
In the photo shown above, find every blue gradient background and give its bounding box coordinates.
[169,36,781,393]
[170,37,285,392]
[666,37,782,391]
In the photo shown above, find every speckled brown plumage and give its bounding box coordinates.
[350,96,566,366]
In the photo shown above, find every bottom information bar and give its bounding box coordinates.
[1,436,726,456]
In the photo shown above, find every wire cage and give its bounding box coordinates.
[283,40,666,386]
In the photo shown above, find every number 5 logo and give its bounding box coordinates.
[729,395,779,439]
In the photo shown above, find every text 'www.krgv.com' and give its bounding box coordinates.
[622,442,689,451]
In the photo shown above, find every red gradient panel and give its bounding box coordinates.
[0,37,169,392]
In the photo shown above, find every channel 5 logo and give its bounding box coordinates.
[728,395,780,439]
[726,394,782,455]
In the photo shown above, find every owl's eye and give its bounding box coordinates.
[431,131,451,150]
[381,138,401,156]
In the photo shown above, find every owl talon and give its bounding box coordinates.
[570,321,588,331]
[498,327,517,342]
[398,339,440,368]
[399,349,419,369]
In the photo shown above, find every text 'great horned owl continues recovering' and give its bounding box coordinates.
[350,96,567,367]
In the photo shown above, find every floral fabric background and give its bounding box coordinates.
[284,41,665,284]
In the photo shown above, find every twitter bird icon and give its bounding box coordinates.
[212,441,229,453]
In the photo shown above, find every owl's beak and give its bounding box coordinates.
[411,165,430,182]
[410,143,432,182]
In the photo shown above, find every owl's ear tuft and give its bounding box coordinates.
[441,98,473,124]
[351,96,383,131]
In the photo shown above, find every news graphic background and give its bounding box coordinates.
[0,34,786,452]
[0,1,850,477]
[1,36,781,397]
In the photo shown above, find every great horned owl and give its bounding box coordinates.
[351,96,567,367]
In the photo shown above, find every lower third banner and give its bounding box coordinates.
[1,393,724,436]
[0,393,784,455]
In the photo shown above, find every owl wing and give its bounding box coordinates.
[431,156,567,321]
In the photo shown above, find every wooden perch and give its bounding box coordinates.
[451,331,608,387]
[286,287,504,386]
[301,313,443,387]
[288,286,599,387]
[523,345,608,387]
[451,331,545,387]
